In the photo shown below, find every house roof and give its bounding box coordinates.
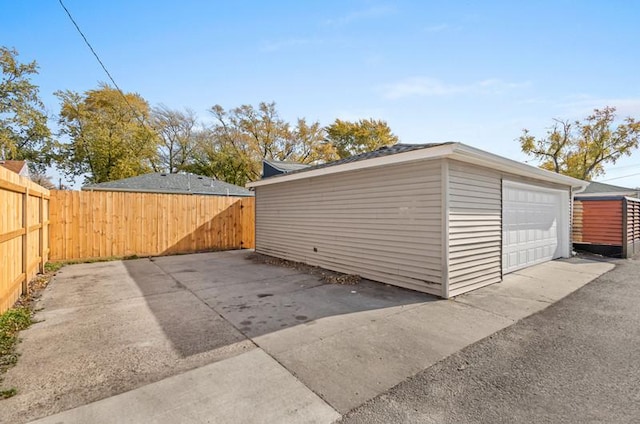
[0,160,28,175]
[263,159,311,173]
[247,142,586,189]
[83,173,254,197]
[579,181,640,196]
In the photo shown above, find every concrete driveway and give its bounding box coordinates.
[0,250,614,423]
[342,257,640,423]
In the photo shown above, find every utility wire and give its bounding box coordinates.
[57,0,153,132]
[600,171,640,182]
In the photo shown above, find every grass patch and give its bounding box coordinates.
[47,255,141,269]
[0,307,32,398]
[0,388,17,399]
[0,308,32,369]
[44,262,64,273]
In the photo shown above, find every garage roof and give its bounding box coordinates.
[247,142,586,189]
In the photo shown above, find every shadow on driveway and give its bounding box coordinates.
[123,250,432,357]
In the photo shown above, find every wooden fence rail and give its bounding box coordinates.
[0,167,50,314]
[49,190,255,261]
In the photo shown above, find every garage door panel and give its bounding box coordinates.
[502,181,568,274]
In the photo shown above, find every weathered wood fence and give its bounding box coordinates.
[0,167,50,314]
[49,190,255,261]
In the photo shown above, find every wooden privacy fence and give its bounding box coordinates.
[49,190,255,261]
[0,167,50,314]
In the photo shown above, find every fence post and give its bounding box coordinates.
[22,187,29,295]
[39,195,44,273]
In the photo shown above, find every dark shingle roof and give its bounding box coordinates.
[263,143,453,179]
[83,173,253,197]
[582,181,639,195]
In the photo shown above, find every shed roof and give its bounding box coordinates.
[83,173,254,197]
[247,142,586,189]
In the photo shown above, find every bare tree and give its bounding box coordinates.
[151,105,199,173]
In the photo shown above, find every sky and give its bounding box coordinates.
[2,0,640,189]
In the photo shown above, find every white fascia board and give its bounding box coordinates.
[451,144,587,189]
[576,191,636,197]
[246,143,457,187]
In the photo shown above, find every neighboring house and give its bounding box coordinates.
[262,159,310,178]
[0,160,30,179]
[247,143,585,298]
[83,172,254,197]
[578,181,640,198]
[573,181,640,258]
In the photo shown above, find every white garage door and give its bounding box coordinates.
[502,180,569,273]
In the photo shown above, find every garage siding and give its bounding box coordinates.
[255,160,443,295]
[447,160,502,296]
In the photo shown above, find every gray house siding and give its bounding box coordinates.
[447,160,502,296]
[446,160,572,296]
[255,160,444,295]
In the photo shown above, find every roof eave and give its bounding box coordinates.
[247,142,587,189]
[451,144,587,189]
[247,143,458,187]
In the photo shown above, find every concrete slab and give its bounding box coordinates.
[254,303,422,356]
[209,279,428,339]
[29,349,340,424]
[194,272,325,308]
[267,300,513,413]
[455,259,615,320]
[4,250,615,423]
[452,281,551,321]
[0,259,253,424]
[42,260,182,309]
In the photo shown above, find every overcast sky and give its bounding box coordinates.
[2,0,639,188]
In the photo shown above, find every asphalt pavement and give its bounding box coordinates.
[341,257,640,424]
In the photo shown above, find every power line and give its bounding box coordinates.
[57,0,153,132]
[609,163,640,171]
[600,172,640,182]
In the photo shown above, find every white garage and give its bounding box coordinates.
[248,143,585,298]
[502,181,571,273]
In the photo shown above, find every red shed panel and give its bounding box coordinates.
[581,199,623,245]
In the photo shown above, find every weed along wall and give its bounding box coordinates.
[0,167,50,314]
[48,190,255,261]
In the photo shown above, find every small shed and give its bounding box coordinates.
[573,195,640,258]
[247,143,585,298]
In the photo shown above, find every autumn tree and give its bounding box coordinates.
[186,133,254,186]
[150,105,199,173]
[55,84,158,184]
[520,107,640,180]
[193,102,337,185]
[325,118,398,159]
[290,118,338,164]
[0,46,52,172]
